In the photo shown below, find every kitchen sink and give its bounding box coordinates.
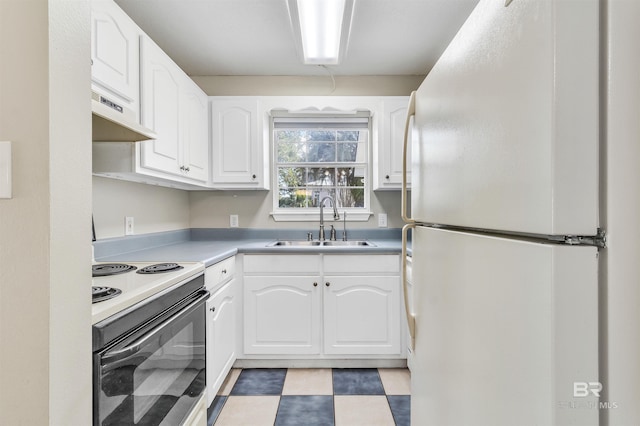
[321,240,376,247]
[266,240,375,247]
[267,240,322,247]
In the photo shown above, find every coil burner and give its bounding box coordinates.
[92,263,137,277]
[92,286,122,303]
[136,263,184,274]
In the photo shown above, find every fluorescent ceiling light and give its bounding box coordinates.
[289,0,354,65]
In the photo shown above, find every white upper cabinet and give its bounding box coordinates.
[91,0,141,116]
[140,36,181,174]
[374,97,411,190]
[209,97,268,189]
[181,78,210,183]
[139,36,208,184]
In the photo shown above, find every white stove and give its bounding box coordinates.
[91,261,205,324]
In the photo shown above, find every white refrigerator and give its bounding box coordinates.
[401,1,601,425]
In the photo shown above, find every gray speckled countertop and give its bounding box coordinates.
[94,228,407,267]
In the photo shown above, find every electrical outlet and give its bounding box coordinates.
[230,214,239,228]
[378,213,388,228]
[0,141,11,199]
[125,216,134,235]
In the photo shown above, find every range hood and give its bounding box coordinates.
[92,91,156,142]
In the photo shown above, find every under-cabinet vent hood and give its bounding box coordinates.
[92,91,156,142]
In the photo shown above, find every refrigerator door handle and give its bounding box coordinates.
[401,91,416,224]
[402,223,416,350]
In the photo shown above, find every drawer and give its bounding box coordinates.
[206,256,235,291]
[243,254,320,274]
[323,254,400,274]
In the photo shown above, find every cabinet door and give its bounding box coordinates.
[210,98,264,188]
[206,279,236,406]
[244,276,321,354]
[375,97,411,190]
[140,36,181,176]
[323,276,401,355]
[181,78,209,183]
[91,0,140,113]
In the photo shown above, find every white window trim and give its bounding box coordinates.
[270,209,373,222]
[270,106,374,222]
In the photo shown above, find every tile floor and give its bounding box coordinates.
[207,368,411,426]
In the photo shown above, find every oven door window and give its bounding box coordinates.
[97,298,206,426]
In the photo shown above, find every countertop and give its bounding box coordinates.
[94,228,407,267]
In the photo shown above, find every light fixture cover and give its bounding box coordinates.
[289,0,354,65]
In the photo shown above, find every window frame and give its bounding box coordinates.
[270,111,373,222]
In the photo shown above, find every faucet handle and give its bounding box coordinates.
[342,211,347,241]
[307,232,313,241]
[330,225,337,241]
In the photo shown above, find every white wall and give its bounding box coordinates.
[93,176,190,239]
[192,75,423,97]
[189,189,405,230]
[601,1,640,424]
[0,0,92,424]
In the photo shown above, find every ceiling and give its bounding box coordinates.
[115,0,480,77]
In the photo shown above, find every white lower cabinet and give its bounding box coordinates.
[242,254,402,358]
[323,276,400,355]
[205,257,236,406]
[244,276,321,355]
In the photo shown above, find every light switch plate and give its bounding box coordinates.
[378,213,388,228]
[0,141,12,199]
[230,214,239,228]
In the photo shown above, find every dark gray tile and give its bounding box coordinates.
[387,395,410,426]
[332,368,385,395]
[230,368,287,395]
[207,395,226,426]
[275,395,335,426]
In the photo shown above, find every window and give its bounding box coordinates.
[271,112,371,221]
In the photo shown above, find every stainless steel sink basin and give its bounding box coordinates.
[266,240,375,247]
[267,240,322,247]
[321,240,376,247]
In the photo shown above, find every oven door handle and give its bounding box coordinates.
[101,290,208,367]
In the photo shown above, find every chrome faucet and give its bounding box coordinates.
[319,196,340,241]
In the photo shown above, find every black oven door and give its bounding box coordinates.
[94,289,208,426]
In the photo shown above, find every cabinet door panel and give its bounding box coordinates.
[207,280,236,405]
[387,102,410,185]
[182,79,209,182]
[324,276,401,355]
[210,99,263,187]
[91,0,139,107]
[140,38,181,175]
[375,97,411,190]
[244,276,320,355]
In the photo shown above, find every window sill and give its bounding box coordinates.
[270,211,373,222]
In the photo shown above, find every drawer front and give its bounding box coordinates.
[243,254,320,274]
[206,256,235,291]
[324,254,400,274]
